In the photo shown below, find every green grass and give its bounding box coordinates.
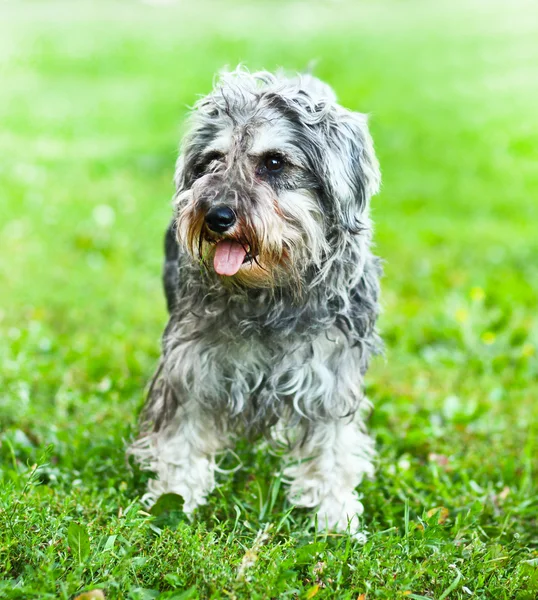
[1,0,538,597]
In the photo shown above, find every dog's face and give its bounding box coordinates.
[174,70,380,289]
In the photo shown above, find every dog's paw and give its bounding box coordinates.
[313,493,367,542]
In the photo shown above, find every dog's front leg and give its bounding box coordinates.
[284,416,375,539]
[137,400,226,515]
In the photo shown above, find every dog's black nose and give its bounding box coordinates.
[205,206,236,233]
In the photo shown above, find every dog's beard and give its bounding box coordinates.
[176,185,327,292]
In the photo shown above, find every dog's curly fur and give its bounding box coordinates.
[129,68,382,538]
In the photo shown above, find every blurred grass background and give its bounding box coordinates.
[1,1,537,598]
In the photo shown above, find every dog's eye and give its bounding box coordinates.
[261,154,285,174]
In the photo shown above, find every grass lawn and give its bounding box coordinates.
[1,0,537,597]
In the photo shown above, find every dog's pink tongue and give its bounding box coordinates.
[213,240,247,276]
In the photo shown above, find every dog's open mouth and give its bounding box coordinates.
[213,240,256,276]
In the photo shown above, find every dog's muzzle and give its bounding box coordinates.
[204,206,249,276]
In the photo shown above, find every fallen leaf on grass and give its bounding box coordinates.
[304,584,320,598]
[74,590,105,600]
[427,507,449,524]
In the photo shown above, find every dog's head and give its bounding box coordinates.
[174,68,380,290]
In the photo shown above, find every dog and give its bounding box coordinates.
[129,68,382,538]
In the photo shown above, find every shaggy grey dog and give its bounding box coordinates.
[129,68,382,538]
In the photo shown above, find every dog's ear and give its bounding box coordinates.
[322,108,380,233]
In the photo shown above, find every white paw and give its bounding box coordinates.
[314,493,367,542]
[142,457,215,514]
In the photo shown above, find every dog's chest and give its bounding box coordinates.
[166,312,353,419]
[165,323,273,404]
